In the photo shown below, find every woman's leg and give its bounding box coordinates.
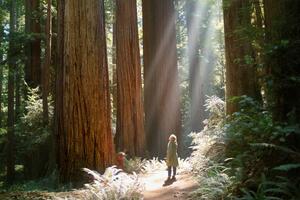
[173,167,176,177]
[168,166,171,178]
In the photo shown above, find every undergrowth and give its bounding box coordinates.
[83,167,144,200]
[189,95,300,200]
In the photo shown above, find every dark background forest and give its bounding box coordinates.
[0,0,299,199]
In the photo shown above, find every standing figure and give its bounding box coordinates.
[116,152,126,170]
[166,134,179,180]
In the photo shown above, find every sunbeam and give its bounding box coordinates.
[185,0,224,133]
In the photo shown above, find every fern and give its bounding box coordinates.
[273,163,300,171]
[83,166,144,200]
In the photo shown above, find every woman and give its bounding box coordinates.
[166,134,179,180]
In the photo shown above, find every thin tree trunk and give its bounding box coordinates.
[54,0,64,179]
[112,18,117,127]
[42,0,52,125]
[6,0,17,185]
[15,9,21,121]
[0,24,3,127]
[115,0,146,157]
[143,0,181,157]
[15,67,21,120]
[25,0,41,88]
[57,0,114,184]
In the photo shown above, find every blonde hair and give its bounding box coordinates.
[169,134,177,141]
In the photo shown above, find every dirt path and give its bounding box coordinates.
[140,170,198,200]
[0,170,198,200]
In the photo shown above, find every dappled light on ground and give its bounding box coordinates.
[141,170,197,200]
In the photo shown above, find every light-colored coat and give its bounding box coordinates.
[166,140,179,167]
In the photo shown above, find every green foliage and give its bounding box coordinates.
[190,163,235,200]
[124,157,147,174]
[189,96,234,199]
[18,86,53,151]
[189,95,300,199]
[224,96,300,199]
[1,171,59,192]
[238,175,300,200]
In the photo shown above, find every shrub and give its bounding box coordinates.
[83,167,144,200]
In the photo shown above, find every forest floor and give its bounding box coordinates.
[141,170,198,200]
[0,170,198,200]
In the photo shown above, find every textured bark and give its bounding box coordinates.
[142,0,181,157]
[56,0,114,184]
[42,0,52,125]
[115,0,146,157]
[223,0,257,114]
[6,0,17,185]
[54,0,64,179]
[264,0,300,121]
[25,0,41,88]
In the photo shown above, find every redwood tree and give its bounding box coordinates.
[142,0,181,157]
[6,0,17,185]
[42,0,52,125]
[25,0,41,88]
[263,0,300,121]
[115,0,145,157]
[56,0,114,183]
[223,0,258,114]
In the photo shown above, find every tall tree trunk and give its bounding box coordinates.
[223,0,257,114]
[115,0,145,157]
[112,20,117,128]
[56,0,114,184]
[0,24,3,127]
[6,0,17,185]
[25,0,41,88]
[15,9,21,121]
[143,0,181,157]
[185,0,207,132]
[264,0,300,121]
[53,0,65,179]
[42,0,52,125]
[15,67,21,120]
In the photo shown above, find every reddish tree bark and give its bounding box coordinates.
[56,0,114,183]
[115,0,146,157]
[223,0,258,114]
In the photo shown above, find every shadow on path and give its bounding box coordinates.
[140,170,198,200]
[163,177,176,187]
